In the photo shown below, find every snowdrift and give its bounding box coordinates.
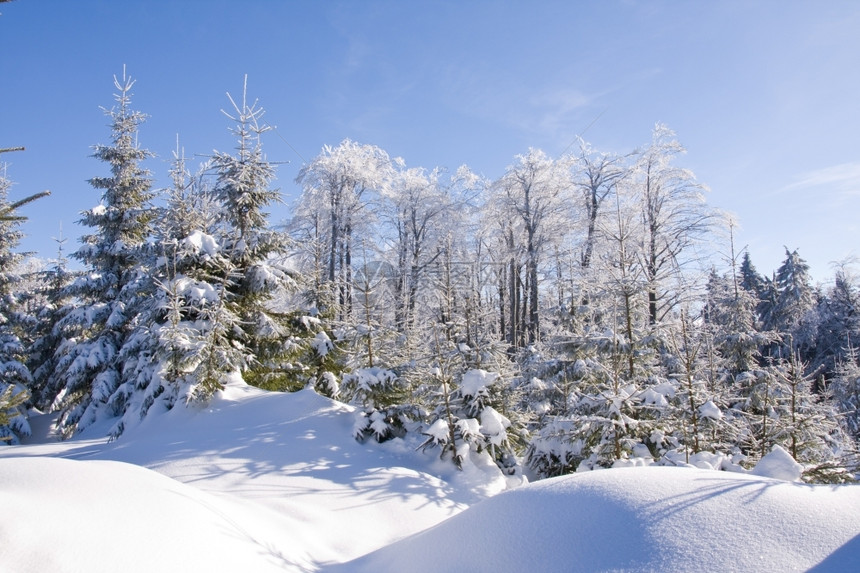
[0,456,305,573]
[2,382,860,572]
[340,466,860,573]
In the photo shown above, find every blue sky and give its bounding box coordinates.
[2,0,859,282]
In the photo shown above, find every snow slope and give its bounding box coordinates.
[339,466,860,572]
[2,380,860,572]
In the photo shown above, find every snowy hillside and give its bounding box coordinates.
[2,381,859,572]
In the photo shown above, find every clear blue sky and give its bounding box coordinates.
[2,0,859,282]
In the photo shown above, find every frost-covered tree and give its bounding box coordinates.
[25,235,74,411]
[196,78,294,398]
[488,149,570,346]
[571,139,628,270]
[53,70,155,436]
[379,163,474,334]
[632,124,715,324]
[0,162,49,442]
[762,248,815,351]
[295,139,391,319]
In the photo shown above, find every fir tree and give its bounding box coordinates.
[417,330,523,472]
[26,234,74,411]
[762,248,814,357]
[739,252,765,299]
[53,70,155,436]
[0,161,48,443]
[199,77,294,397]
[813,267,860,377]
[105,148,225,436]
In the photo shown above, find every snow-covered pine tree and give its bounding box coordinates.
[831,345,860,442]
[660,308,730,463]
[761,248,815,359]
[813,266,860,377]
[203,77,294,397]
[105,145,230,436]
[416,327,523,472]
[739,251,766,301]
[26,234,74,412]
[704,268,771,377]
[340,366,418,443]
[0,162,49,443]
[728,348,844,480]
[52,70,155,437]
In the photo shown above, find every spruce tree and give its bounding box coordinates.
[0,161,48,443]
[762,249,814,356]
[53,70,155,436]
[197,77,293,398]
[26,234,74,411]
[105,148,225,436]
[813,267,860,377]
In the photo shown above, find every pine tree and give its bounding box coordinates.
[53,70,155,437]
[831,346,860,442]
[728,350,843,477]
[340,366,418,443]
[0,161,48,443]
[26,234,74,411]
[416,328,523,472]
[200,77,294,397]
[762,248,814,356]
[105,147,225,436]
[739,252,765,300]
[813,267,860,377]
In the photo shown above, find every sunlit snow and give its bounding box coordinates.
[1,380,859,572]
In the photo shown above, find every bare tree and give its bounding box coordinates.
[489,149,570,346]
[633,124,716,324]
[571,139,628,270]
[295,140,392,319]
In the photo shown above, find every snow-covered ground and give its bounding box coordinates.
[2,379,859,572]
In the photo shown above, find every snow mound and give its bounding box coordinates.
[337,466,860,573]
[0,456,309,573]
[4,384,859,573]
[0,384,508,571]
[752,444,804,481]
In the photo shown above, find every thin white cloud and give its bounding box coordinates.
[781,161,860,196]
[439,67,599,145]
[527,87,594,136]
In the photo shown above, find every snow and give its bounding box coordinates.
[311,331,333,357]
[423,418,449,442]
[183,229,219,257]
[2,381,859,572]
[752,444,805,482]
[342,466,860,573]
[698,399,724,420]
[459,368,498,397]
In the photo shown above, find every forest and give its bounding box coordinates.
[1,73,858,484]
